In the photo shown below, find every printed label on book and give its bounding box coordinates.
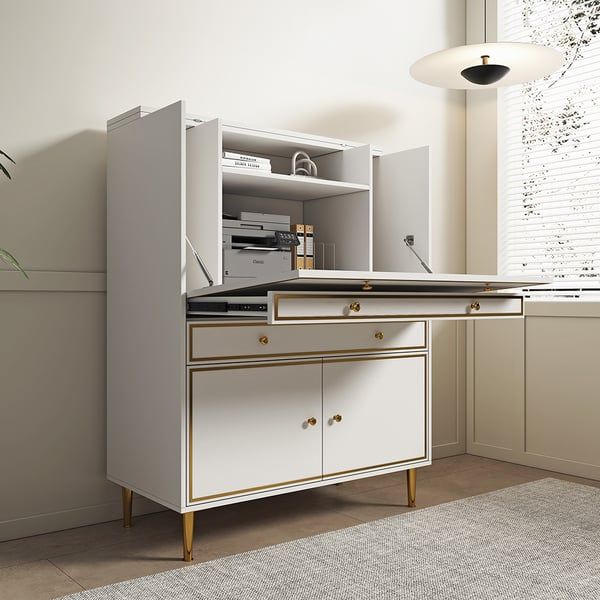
[222,152,271,165]
[222,158,271,170]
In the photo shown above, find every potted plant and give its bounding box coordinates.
[1,149,27,278]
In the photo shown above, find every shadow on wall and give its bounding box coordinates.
[0,129,107,271]
[288,102,401,141]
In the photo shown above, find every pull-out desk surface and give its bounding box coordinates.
[187,270,546,324]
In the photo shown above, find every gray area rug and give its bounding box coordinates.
[60,478,600,599]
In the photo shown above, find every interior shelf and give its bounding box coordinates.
[222,167,370,201]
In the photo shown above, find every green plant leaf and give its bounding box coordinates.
[0,162,11,180]
[0,150,16,164]
[0,248,28,278]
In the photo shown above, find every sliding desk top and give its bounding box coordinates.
[188,270,548,298]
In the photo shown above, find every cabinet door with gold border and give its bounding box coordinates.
[322,353,427,477]
[188,360,322,503]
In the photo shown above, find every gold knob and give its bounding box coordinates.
[470,301,481,311]
[307,417,317,426]
[374,331,384,340]
[349,301,361,313]
[332,414,342,423]
[259,335,269,345]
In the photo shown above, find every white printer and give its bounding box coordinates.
[222,212,299,283]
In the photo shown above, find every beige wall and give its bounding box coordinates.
[0,0,467,540]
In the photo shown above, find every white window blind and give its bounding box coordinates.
[498,0,600,282]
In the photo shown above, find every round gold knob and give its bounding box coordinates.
[307,417,317,426]
[349,301,361,313]
[470,301,481,311]
[332,414,342,423]
[374,331,384,340]
[259,335,269,345]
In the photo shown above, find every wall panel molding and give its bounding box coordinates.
[0,270,106,292]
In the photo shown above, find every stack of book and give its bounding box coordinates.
[222,151,271,173]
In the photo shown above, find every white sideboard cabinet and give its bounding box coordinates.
[107,101,543,561]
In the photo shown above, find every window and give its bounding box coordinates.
[498,0,600,282]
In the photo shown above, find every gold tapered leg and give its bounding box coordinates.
[182,512,194,562]
[122,487,133,528]
[406,469,417,508]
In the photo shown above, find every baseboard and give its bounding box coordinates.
[0,495,164,543]
[468,443,600,482]
[1,447,467,543]
[433,442,465,459]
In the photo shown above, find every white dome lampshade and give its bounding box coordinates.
[410,42,563,89]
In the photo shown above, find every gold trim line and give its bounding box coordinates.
[324,456,426,479]
[189,475,322,503]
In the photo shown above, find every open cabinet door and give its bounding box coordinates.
[373,146,430,273]
[186,118,223,290]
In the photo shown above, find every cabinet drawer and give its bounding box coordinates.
[269,292,523,324]
[188,320,426,363]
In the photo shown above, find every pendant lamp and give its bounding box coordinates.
[410,0,563,89]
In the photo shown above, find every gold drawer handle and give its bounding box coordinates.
[307,417,317,426]
[349,301,361,313]
[258,335,269,345]
[470,301,481,311]
[374,331,384,340]
[332,414,342,423]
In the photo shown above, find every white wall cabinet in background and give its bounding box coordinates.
[467,307,600,481]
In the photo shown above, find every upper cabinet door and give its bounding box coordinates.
[373,146,430,273]
[186,118,223,290]
[322,353,427,477]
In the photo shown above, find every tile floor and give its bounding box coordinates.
[2,454,599,599]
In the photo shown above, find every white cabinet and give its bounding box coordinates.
[106,102,538,561]
[189,360,322,503]
[322,354,427,477]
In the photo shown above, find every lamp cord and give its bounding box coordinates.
[484,0,487,44]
